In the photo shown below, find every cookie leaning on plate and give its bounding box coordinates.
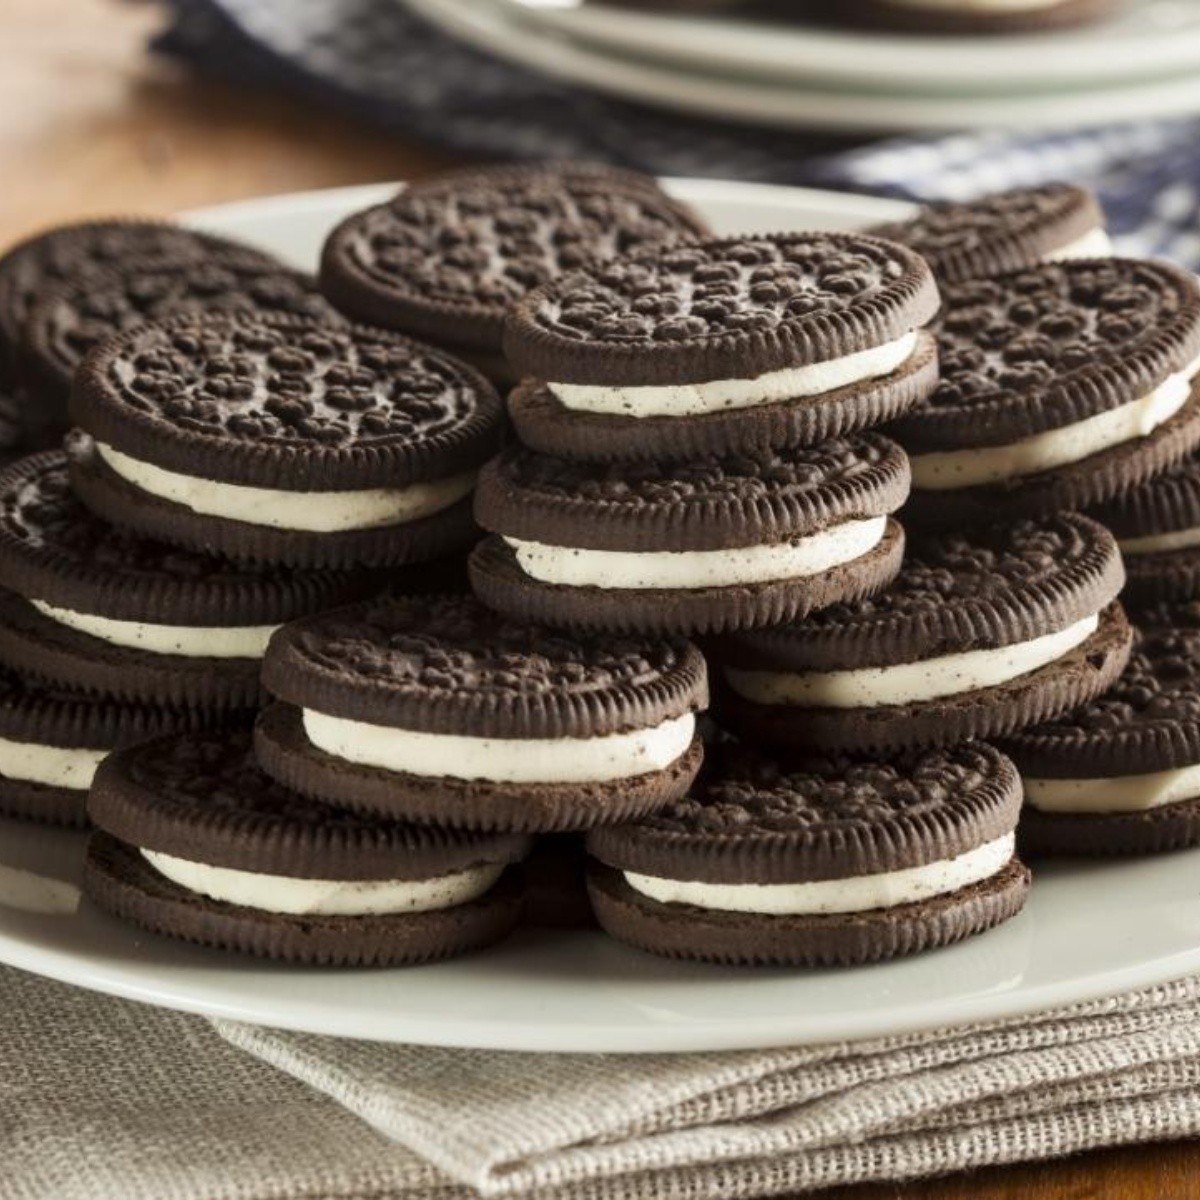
[891,259,1200,530]
[67,314,505,568]
[867,184,1109,286]
[505,233,940,461]
[0,452,376,709]
[715,514,1131,754]
[587,742,1030,967]
[469,437,909,635]
[84,728,529,965]
[255,594,708,832]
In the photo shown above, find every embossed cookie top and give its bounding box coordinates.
[474,434,911,551]
[868,184,1101,285]
[587,742,1021,882]
[504,233,939,387]
[92,728,528,878]
[72,315,505,490]
[889,259,1200,451]
[262,594,708,739]
[720,514,1122,670]
[320,170,708,352]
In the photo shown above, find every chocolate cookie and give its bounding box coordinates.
[840,0,1118,34]
[469,436,909,634]
[505,233,939,461]
[84,728,528,965]
[868,184,1109,286]
[889,259,1200,530]
[0,666,232,827]
[715,515,1131,754]
[320,163,710,380]
[256,594,707,832]
[1000,612,1200,857]
[521,834,596,929]
[587,742,1030,966]
[68,314,504,568]
[0,219,275,446]
[0,452,377,708]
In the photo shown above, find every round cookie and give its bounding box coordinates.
[838,0,1118,34]
[469,436,909,635]
[84,728,529,965]
[1000,614,1200,857]
[68,314,504,568]
[505,233,940,461]
[320,163,710,380]
[890,259,1200,530]
[587,742,1030,967]
[867,184,1109,286]
[715,514,1131,754]
[256,594,708,832]
[0,452,378,708]
[21,252,335,421]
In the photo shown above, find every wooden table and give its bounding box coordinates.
[2,2,1196,1197]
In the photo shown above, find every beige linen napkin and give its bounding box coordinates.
[8,963,1200,1200]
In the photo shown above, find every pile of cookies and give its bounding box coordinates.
[0,163,1197,970]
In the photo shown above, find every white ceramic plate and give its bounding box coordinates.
[488,0,1200,93]
[403,0,1200,131]
[4,178,1200,1054]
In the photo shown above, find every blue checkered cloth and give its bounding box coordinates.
[157,0,1200,267]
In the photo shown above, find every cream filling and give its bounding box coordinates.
[507,516,887,591]
[625,833,1015,916]
[0,735,108,790]
[724,613,1099,709]
[31,600,278,659]
[96,443,476,534]
[548,332,918,419]
[141,850,504,916]
[1024,763,1200,814]
[911,357,1200,492]
[302,709,695,784]
[1120,525,1200,555]
[1046,227,1114,262]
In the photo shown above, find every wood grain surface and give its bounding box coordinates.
[1,2,1197,1196]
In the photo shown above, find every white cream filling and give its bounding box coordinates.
[0,735,108,790]
[1120,525,1200,556]
[548,332,918,419]
[507,516,887,591]
[303,709,695,784]
[911,354,1200,492]
[1024,763,1200,814]
[724,612,1099,709]
[625,833,1015,916]
[96,443,476,534]
[31,600,278,659]
[140,849,504,916]
[1046,227,1114,262]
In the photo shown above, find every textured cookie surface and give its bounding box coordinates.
[72,315,504,490]
[505,233,939,386]
[320,165,709,354]
[868,184,1103,284]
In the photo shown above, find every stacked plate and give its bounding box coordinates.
[402,0,1200,132]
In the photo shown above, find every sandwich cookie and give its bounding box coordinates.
[68,314,504,568]
[0,452,376,708]
[84,729,529,965]
[0,219,275,446]
[319,163,709,381]
[1001,614,1200,856]
[715,514,1131,754]
[841,0,1117,34]
[21,252,335,422]
[1086,455,1200,607]
[504,233,939,462]
[0,667,228,827]
[256,594,708,832]
[469,437,909,635]
[868,184,1109,286]
[891,259,1200,530]
[587,742,1030,966]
